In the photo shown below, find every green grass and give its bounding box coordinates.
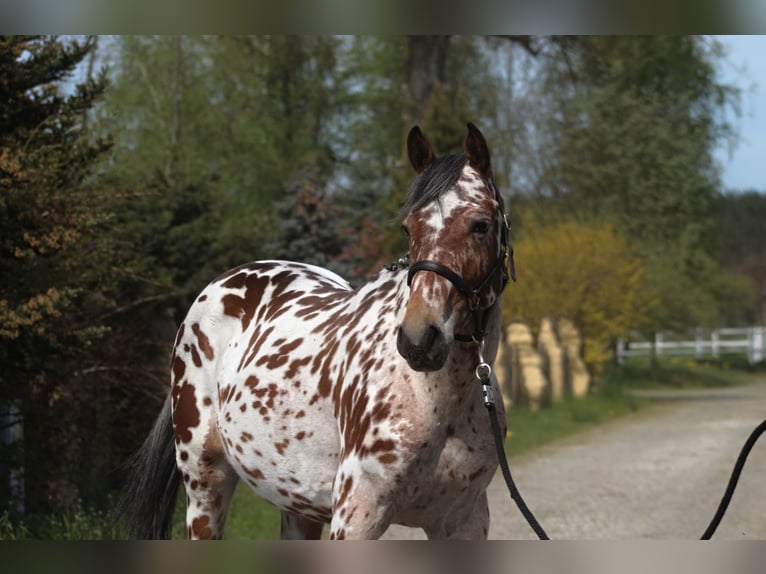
[0,499,122,540]
[4,358,760,540]
[605,355,758,390]
[170,482,281,540]
[504,380,646,458]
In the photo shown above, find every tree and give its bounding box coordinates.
[710,190,766,325]
[503,219,647,376]
[338,36,533,268]
[98,36,351,299]
[529,37,738,246]
[509,36,742,338]
[0,35,113,514]
[266,172,350,277]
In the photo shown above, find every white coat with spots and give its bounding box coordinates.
[119,123,510,540]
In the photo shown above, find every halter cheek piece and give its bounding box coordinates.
[406,212,515,343]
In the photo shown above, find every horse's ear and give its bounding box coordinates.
[464,122,492,178]
[407,126,436,174]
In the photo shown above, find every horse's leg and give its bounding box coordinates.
[180,426,239,540]
[424,490,490,540]
[280,512,325,540]
[328,463,396,540]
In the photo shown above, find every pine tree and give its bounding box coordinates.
[0,35,112,514]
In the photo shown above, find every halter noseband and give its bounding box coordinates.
[406,213,514,343]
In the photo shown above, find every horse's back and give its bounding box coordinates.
[178,259,353,361]
[172,260,354,524]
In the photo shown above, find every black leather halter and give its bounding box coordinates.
[406,211,515,343]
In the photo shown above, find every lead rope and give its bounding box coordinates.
[700,418,766,539]
[474,340,766,541]
[475,340,550,540]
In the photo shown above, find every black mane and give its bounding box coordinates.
[398,153,468,218]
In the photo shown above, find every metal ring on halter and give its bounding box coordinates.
[475,361,492,383]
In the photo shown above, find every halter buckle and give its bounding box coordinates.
[474,338,494,407]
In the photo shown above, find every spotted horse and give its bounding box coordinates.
[119,123,515,540]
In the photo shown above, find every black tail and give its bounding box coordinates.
[115,394,180,539]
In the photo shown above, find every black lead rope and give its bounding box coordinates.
[478,359,766,540]
[485,399,550,540]
[699,418,766,539]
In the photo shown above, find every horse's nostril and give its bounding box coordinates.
[397,321,449,372]
[424,324,440,349]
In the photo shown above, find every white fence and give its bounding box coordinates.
[616,327,766,365]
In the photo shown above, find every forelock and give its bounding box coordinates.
[398,154,468,219]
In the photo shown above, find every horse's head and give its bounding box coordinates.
[396,123,514,372]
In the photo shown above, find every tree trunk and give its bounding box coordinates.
[166,35,183,185]
[405,36,450,127]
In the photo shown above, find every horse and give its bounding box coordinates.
[118,123,514,540]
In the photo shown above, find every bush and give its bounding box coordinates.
[504,219,647,376]
[0,499,122,540]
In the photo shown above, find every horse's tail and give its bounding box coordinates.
[116,394,180,539]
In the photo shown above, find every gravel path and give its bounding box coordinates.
[383,379,766,539]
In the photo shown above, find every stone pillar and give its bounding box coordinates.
[507,321,549,411]
[558,318,590,397]
[538,317,566,402]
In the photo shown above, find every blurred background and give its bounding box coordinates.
[1,35,765,538]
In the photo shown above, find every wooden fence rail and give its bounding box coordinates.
[616,327,766,365]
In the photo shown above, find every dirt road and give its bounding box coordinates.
[383,379,766,539]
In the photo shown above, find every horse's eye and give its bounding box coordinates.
[471,220,490,235]
[401,224,410,238]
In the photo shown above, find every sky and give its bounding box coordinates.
[716,35,766,192]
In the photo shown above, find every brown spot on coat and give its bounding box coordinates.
[190,345,202,368]
[171,355,186,386]
[173,323,185,350]
[222,273,270,331]
[275,438,290,455]
[172,381,200,444]
[191,515,213,539]
[192,323,215,361]
[245,467,265,480]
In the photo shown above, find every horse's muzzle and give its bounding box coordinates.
[396,323,450,372]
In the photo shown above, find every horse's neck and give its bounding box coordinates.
[356,264,410,318]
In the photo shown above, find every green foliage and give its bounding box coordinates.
[639,247,759,334]
[532,37,737,247]
[0,36,111,352]
[102,36,345,218]
[0,35,119,514]
[507,36,746,354]
[504,218,648,374]
[267,180,349,275]
[0,510,31,540]
[0,499,121,540]
[712,190,766,324]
